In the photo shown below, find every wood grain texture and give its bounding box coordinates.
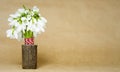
[22,45,37,69]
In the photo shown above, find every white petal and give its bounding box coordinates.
[41,17,47,23]
[6,29,15,39]
[41,27,45,32]
[25,10,29,14]
[17,32,22,41]
[10,14,16,18]
[21,17,26,21]
[8,17,13,22]
[32,6,39,12]
[18,8,25,13]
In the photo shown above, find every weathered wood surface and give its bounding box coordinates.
[22,45,37,69]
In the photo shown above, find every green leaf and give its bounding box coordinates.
[23,30,33,38]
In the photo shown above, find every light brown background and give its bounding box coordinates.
[0,0,120,71]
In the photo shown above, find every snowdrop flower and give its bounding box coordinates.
[6,29,19,39]
[37,19,46,27]
[31,11,34,16]
[6,29,14,39]
[16,24,26,32]
[10,12,20,18]
[21,17,26,21]
[41,17,47,23]
[32,6,39,12]
[8,17,14,22]
[25,10,29,14]
[32,17,37,23]
[39,27,45,33]
[9,14,16,18]
[9,20,18,26]
[13,30,19,39]
[33,32,38,37]
[26,15,31,21]
[17,32,22,41]
[18,8,25,13]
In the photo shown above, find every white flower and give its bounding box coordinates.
[17,32,22,41]
[32,6,39,12]
[25,10,29,14]
[7,29,22,40]
[31,11,34,16]
[6,29,14,39]
[9,20,18,26]
[10,12,20,18]
[16,24,26,32]
[39,27,45,32]
[38,14,41,16]
[26,21,33,31]
[33,32,38,37]
[13,30,19,39]
[18,8,25,13]
[21,17,26,21]
[8,17,14,22]
[37,19,45,27]
[41,17,47,23]
[26,15,31,21]
[32,17,37,23]
[25,20,30,25]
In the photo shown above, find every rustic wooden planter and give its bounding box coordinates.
[22,45,37,69]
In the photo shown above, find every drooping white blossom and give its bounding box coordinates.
[18,8,25,13]
[32,6,39,12]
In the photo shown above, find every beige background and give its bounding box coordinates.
[0,0,120,71]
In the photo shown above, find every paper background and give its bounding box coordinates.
[0,0,120,71]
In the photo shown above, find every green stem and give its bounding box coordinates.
[23,5,27,10]
[24,30,33,38]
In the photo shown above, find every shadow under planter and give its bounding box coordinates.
[22,45,37,69]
